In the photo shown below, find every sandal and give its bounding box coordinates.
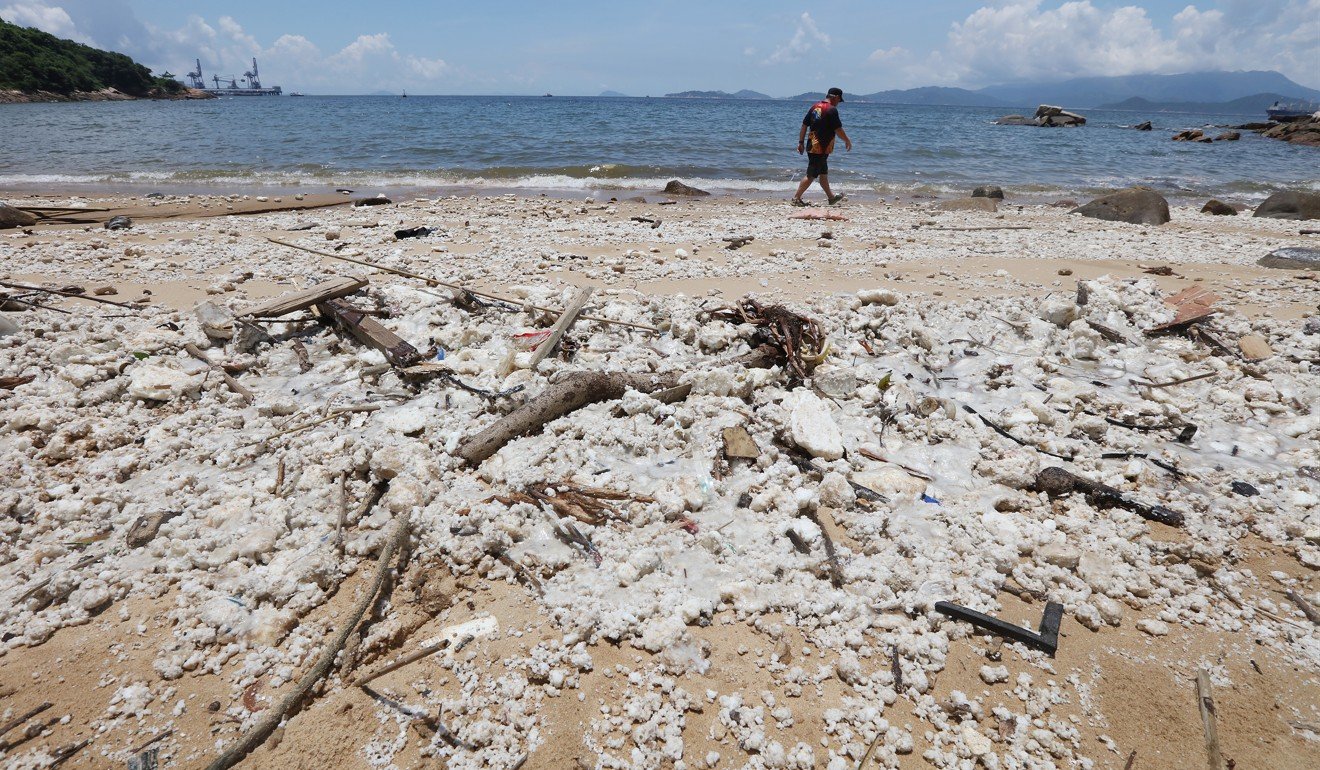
[828,194,845,205]
[791,198,808,207]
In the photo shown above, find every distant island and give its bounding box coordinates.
[1097,93,1309,116]
[598,90,629,98]
[0,18,202,102]
[664,89,773,100]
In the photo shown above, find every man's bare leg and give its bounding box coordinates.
[794,175,813,202]
[817,174,833,198]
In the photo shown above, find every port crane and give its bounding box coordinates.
[242,59,263,90]
[186,59,205,89]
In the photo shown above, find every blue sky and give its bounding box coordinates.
[3,1,1317,94]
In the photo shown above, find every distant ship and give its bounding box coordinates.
[1267,100,1319,121]
[289,92,305,97]
[184,57,282,96]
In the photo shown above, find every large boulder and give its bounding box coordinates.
[994,114,1034,126]
[1215,131,1241,141]
[1201,199,1236,216]
[0,203,37,229]
[1260,118,1320,147]
[1034,105,1086,126]
[1173,129,1211,143]
[1133,121,1153,131]
[662,180,709,197]
[972,185,1004,199]
[1257,247,1320,270]
[1071,188,1171,225]
[1253,191,1320,220]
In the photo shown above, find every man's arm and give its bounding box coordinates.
[797,124,807,154]
[836,127,852,151]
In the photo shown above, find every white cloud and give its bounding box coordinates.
[867,46,908,63]
[1,2,86,42]
[764,12,830,65]
[926,1,1320,87]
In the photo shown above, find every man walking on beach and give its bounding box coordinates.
[793,87,851,206]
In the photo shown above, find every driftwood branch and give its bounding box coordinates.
[1035,466,1184,527]
[185,343,253,403]
[205,506,408,770]
[317,298,424,368]
[456,345,779,465]
[527,286,592,368]
[238,276,367,319]
[1196,669,1226,770]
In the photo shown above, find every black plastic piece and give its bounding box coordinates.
[935,600,1064,657]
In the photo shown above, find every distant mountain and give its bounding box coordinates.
[598,90,628,97]
[1098,92,1308,116]
[664,89,772,100]
[860,86,1009,107]
[977,70,1320,108]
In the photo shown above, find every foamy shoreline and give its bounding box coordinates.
[1,189,1318,769]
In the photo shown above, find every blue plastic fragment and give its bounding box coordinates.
[435,349,446,360]
[921,493,941,505]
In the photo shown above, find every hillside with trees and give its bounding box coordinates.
[0,17,183,98]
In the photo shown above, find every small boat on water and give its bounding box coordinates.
[289,91,305,97]
[1267,100,1319,120]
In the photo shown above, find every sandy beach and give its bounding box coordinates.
[1,187,1318,770]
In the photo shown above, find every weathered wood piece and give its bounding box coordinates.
[205,504,406,770]
[317,298,423,368]
[935,600,1064,656]
[722,426,760,459]
[527,286,593,368]
[1035,466,1185,526]
[238,276,367,319]
[184,343,254,403]
[1237,334,1273,361]
[1195,669,1226,770]
[1285,590,1320,626]
[457,345,779,465]
[0,701,52,739]
[0,279,139,309]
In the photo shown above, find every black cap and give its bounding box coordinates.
[827,87,844,102]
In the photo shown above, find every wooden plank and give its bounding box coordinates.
[317,298,423,368]
[527,286,593,368]
[1195,669,1226,770]
[239,276,367,319]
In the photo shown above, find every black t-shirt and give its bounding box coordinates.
[803,100,842,154]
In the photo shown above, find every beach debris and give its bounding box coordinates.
[457,345,777,464]
[393,226,433,239]
[630,216,661,228]
[0,701,53,742]
[1284,590,1320,626]
[353,195,392,207]
[722,426,760,460]
[935,197,998,213]
[195,301,236,340]
[126,510,183,548]
[662,180,709,197]
[184,342,254,402]
[1257,247,1320,270]
[1230,481,1259,497]
[1252,190,1320,220]
[237,276,368,319]
[527,286,592,368]
[1237,334,1273,360]
[0,374,35,389]
[318,298,425,368]
[1147,285,1219,333]
[712,297,828,380]
[1035,466,1185,526]
[723,235,754,250]
[204,498,404,770]
[104,214,133,230]
[500,481,649,526]
[0,278,140,309]
[789,208,847,221]
[935,600,1065,656]
[1071,187,1171,225]
[972,185,1004,199]
[1201,199,1237,216]
[0,202,37,229]
[1195,669,1227,770]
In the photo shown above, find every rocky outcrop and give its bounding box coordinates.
[1200,199,1236,216]
[0,86,214,104]
[1071,188,1171,226]
[662,180,710,197]
[1214,131,1240,141]
[1253,191,1320,220]
[0,203,37,229]
[994,105,1086,127]
[1257,247,1320,269]
[1172,129,1212,143]
[1259,117,1320,147]
[972,185,1004,200]
[1133,121,1152,131]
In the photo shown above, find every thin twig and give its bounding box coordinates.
[267,238,660,332]
[205,506,408,770]
[0,279,139,309]
[0,702,52,738]
[1195,669,1226,770]
[1284,590,1320,626]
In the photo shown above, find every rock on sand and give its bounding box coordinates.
[662,180,710,197]
[1253,191,1320,220]
[0,202,37,229]
[786,391,843,460]
[1257,247,1320,270]
[1072,187,1171,225]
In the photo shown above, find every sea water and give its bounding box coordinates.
[0,95,1314,203]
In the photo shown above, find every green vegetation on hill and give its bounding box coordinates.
[0,17,181,96]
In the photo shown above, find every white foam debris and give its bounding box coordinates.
[0,194,1317,768]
